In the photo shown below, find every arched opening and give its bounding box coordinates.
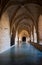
[22,36,26,42]
[10,27,15,46]
[18,30,30,44]
[11,34,15,46]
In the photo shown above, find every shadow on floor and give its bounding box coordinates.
[31,42,42,51]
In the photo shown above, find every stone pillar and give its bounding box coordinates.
[38,15,42,45]
[15,31,18,46]
[26,36,30,43]
[26,37,27,43]
[34,26,37,43]
[31,31,33,42]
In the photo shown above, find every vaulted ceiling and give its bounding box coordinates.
[1,0,42,16]
[1,0,42,34]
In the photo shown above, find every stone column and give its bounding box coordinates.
[34,26,37,43]
[15,31,18,46]
[31,31,33,42]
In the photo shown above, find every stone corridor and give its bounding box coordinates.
[0,0,42,65]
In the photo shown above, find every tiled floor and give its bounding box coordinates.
[0,42,42,65]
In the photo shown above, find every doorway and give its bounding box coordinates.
[22,37,26,42]
[11,34,15,46]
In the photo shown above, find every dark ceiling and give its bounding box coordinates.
[1,0,42,6]
[0,0,42,17]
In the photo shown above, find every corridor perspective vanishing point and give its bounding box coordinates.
[0,0,42,65]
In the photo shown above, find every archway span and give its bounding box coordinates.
[16,18,31,34]
[18,30,30,43]
[1,0,41,15]
[11,6,34,26]
[12,7,34,25]
[17,25,30,35]
[15,18,33,30]
[2,4,34,22]
[13,13,34,23]
[1,1,20,15]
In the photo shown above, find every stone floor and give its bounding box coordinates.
[0,42,42,65]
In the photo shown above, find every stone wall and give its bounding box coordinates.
[0,12,10,53]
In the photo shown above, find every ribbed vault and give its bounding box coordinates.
[17,24,30,34]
